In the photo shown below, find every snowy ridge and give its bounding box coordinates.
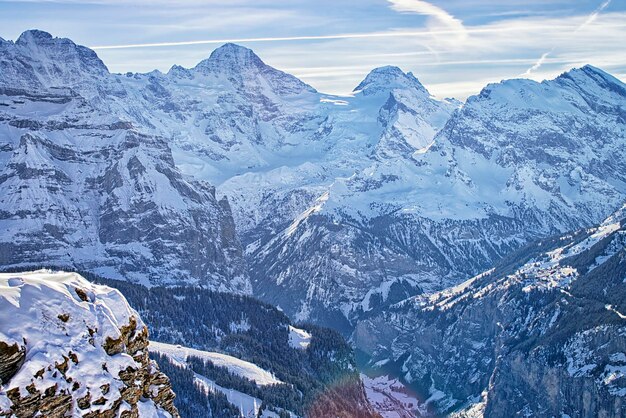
[152,341,295,417]
[149,341,282,386]
[249,60,626,325]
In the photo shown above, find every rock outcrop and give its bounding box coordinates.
[0,342,24,386]
[0,271,179,417]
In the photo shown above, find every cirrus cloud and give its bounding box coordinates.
[386,0,467,42]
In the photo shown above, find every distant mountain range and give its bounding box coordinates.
[2,30,625,329]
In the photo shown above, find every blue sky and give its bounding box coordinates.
[1,0,625,98]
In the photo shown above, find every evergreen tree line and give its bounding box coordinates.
[151,351,241,417]
[0,269,375,417]
[92,277,364,416]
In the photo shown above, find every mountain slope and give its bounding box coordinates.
[0,31,248,290]
[355,205,626,417]
[93,276,381,418]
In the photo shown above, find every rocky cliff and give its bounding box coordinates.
[0,271,179,417]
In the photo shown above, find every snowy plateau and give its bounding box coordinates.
[0,29,626,417]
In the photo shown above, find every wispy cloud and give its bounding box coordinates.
[386,0,467,41]
[522,50,552,76]
[90,26,516,50]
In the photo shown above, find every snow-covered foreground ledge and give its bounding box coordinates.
[0,270,179,417]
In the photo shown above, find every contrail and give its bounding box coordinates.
[578,0,612,31]
[90,26,532,50]
[521,0,611,76]
[522,51,552,76]
[90,31,462,50]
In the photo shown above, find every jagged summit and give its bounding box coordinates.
[0,29,109,90]
[353,65,429,96]
[15,29,54,45]
[192,42,316,94]
[195,42,265,74]
[557,64,626,99]
[561,64,616,81]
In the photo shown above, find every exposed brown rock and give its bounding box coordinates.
[0,341,25,384]
[100,383,110,395]
[4,384,72,418]
[1,317,180,418]
[74,287,89,302]
[77,392,91,410]
[55,355,69,374]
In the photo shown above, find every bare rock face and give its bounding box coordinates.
[0,342,25,385]
[0,271,179,417]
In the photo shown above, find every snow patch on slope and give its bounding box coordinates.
[149,341,282,386]
[361,374,420,418]
[288,326,312,350]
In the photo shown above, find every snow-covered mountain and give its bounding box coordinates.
[355,205,626,417]
[0,31,248,290]
[1,30,625,328]
[0,270,179,417]
[248,64,626,327]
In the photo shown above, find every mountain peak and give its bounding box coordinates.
[558,64,625,87]
[555,64,626,103]
[192,43,316,94]
[2,29,109,89]
[16,29,54,46]
[567,64,612,79]
[353,65,429,96]
[195,43,265,73]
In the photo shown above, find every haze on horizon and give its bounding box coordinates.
[1,0,625,99]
